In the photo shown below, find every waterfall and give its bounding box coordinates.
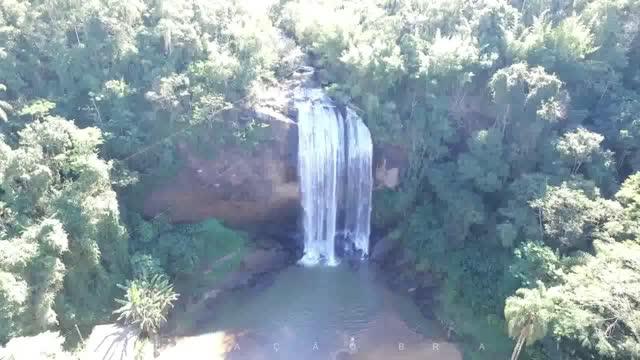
[295,89,373,266]
[343,108,373,256]
[296,89,343,266]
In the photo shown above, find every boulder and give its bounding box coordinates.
[370,236,399,262]
[240,248,291,274]
[218,271,253,291]
[396,248,417,267]
[200,247,291,307]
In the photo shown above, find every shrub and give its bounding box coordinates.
[113,274,179,337]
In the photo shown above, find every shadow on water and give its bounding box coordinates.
[160,263,462,360]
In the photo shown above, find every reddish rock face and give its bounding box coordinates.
[141,99,407,233]
[143,109,300,230]
[374,143,408,190]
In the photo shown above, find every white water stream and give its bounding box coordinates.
[295,89,373,266]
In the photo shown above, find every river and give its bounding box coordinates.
[160,263,462,360]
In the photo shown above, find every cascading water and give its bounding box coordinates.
[343,108,373,256]
[295,89,373,266]
[296,89,343,266]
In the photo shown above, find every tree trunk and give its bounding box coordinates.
[153,332,160,358]
[511,324,530,360]
[510,332,526,360]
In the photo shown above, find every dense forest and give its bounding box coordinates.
[0,0,639,359]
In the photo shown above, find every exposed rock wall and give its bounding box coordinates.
[142,69,406,237]
[143,108,299,231]
[374,143,407,190]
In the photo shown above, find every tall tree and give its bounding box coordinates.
[0,112,128,340]
[504,283,555,360]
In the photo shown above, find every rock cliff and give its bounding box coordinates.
[142,67,405,239]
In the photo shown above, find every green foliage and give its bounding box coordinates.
[371,189,415,231]
[130,253,164,279]
[0,0,289,178]
[504,282,555,359]
[114,274,179,337]
[549,240,640,358]
[497,222,519,248]
[457,128,509,192]
[616,172,640,236]
[0,2,276,342]
[551,127,618,195]
[0,1,639,359]
[498,173,549,244]
[126,215,247,295]
[0,220,67,340]
[489,63,568,171]
[18,100,56,119]
[531,182,623,250]
[0,115,128,343]
[555,127,609,175]
[510,242,563,287]
[594,93,640,173]
[509,239,640,359]
[509,14,597,67]
[438,294,514,360]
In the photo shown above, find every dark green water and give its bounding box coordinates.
[177,263,462,360]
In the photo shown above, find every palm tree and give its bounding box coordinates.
[113,274,179,337]
[504,282,555,360]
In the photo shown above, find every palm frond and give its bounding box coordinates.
[113,274,179,336]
